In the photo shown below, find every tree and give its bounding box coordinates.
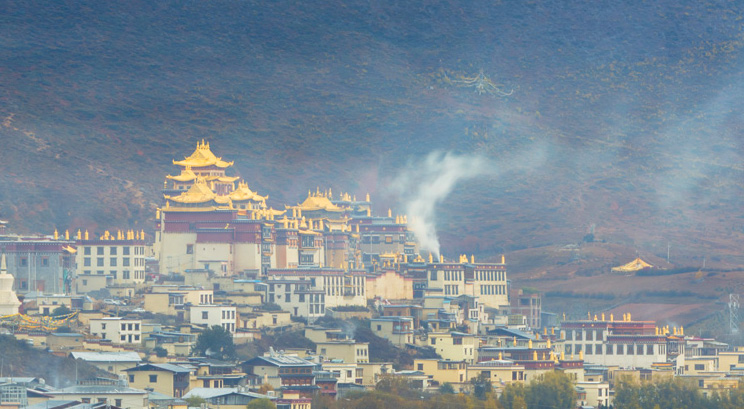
[525,371,575,409]
[183,396,206,407]
[153,346,168,358]
[500,383,526,409]
[192,325,236,361]
[246,398,276,409]
[471,373,493,400]
[439,382,455,394]
[51,305,71,316]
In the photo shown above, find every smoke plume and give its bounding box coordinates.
[390,151,492,257]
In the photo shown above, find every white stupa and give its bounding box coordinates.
[0,254,21,315]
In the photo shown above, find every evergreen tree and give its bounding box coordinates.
[192,325,236,360]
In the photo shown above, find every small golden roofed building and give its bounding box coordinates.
[611,257,653,273]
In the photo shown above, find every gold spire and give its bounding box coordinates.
[85,230,89,240]
[471,254,475,264]
[366,193,370,202]
[428,253,433,263]
[65,230,69,240]
[579,350,584,360]
[54,229,59,240]
[77,229,81,240]
[533,350,538,361]
[528,339,533,349]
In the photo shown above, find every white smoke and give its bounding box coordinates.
[390,151,492,257]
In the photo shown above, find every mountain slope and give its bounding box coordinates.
[2,0,744,266]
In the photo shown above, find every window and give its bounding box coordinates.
[377,325,382,331]
[81,398,91,403]
[123,258,130,267]
[115,399,122,407]
[417,363,423,371]
[20,258,27,267]
[82,279,88,285]
[84,258,91,267]
[129,375,134,383]
[618,345,624,355]
[97,247,104,255]
[123,246,130,255]
[84,247,91,255]
[110,257,117,266]
[121,323,126,330]
[110,247,117,255]
[186,244,194,254]
[430,271,437,281]
[695,364,705,371]
[42,257,49,267]
[149,374,158,383]
[97,258,104,267]
[431,338,437,345]
[121,335,126,341]
[202,311,209,319]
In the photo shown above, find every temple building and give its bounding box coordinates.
[0,234,76,294]
[154,142,510,310]
[75,229,147,289]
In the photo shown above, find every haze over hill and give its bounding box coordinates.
[3,0,744,270]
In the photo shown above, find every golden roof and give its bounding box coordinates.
[298,191,346,212]
[265,208,286,216]
[611,257,653,272]
[165,177,231,205]
[229,181,267,202]
[216,176,240,183]
[173,140,234,169]
[166,167,198,182]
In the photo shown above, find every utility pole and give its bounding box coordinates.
[730,294,739,335]
[667,242,670,263]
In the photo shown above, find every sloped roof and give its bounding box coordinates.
[70,351,141,363]
[611,257,653,272]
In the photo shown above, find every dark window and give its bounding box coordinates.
[186,244,194,254]
[84,247,91,255]
[149,374,158,383]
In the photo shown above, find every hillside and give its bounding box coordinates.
[0,335,109,387]
[3,0,744,273]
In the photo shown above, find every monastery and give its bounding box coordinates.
[153,141,510,313]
